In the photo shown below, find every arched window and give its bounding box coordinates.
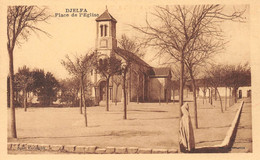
[100,25,103,37]
[104,25,107,36]
[99,58,103,65]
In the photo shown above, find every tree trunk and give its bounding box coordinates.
[203,88,206,105]
[123,71,127,119]
[216,88,223,113]
[210,88,213,105]
[106,77,110,111]
[166,89,168,104]
[126,91,128,105]
[172,88,175,104]
[215,88,217,100]
[234,87,238,103]
[137,74,139,104]
[79,86,83,114]
[129,67,132,102]
[190,73,198,129]
[208,88,210,103]
[179,55,184,114]
[178,52,184,152]
[7,76,10,107]
[159,84,161,105]
[229,87,232,107]
[81,75,87,127]
[115,86,118,105]
[9,50,17,138]
[143,74,145,102]
[23,89,27,112]
[225,87,227,111]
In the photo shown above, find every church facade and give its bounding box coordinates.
[89,9,173,105]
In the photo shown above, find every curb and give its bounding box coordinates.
[220,101,244,148]
[195,101,244,153]
[7,143,178,154]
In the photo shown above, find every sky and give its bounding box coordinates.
[11,4,250,80]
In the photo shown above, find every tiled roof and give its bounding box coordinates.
[96,10,117,22]
[149,68,171,76]
[114,47,150,67]
[114,48,172,77]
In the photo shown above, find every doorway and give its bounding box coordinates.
[99,81,106,101]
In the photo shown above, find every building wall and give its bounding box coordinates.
[112,75,123,103]
[149,78,164,101]
[198,86,251,98]
[129,65,146,102]
[147,77,171,102]
[237,86,251,98]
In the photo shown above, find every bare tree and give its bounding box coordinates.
[121,63,129,119]
[205,64,225,113]
[117,34,147,119]
[7,6,50,138]
[119,34,145,58]
[96,56,122,111]
[61,53,96,127]
[132,5,246,130]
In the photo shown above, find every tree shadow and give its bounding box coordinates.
[13,134,115,140]
[192,146,230,153]
[129,109,168,113]
[126,116,179,120]
[196,139,223,145]
[198,125,231,129]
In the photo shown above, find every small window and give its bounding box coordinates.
[104,25,107,36]
[100,25,103,37]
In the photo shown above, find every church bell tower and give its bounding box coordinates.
[95,8,117,57]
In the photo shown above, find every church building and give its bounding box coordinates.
[90,9,173,105]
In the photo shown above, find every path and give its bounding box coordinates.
[229,98,252,153]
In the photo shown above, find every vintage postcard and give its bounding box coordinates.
[0,0,259,160]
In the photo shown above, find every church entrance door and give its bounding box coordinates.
[99,81,106,101]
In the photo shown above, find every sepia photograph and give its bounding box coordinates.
[1,0,259,159]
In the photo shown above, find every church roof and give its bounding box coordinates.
[114,47,150,68]
[114,48,172,77]
[149,67,171,77]
[96,10,117,22]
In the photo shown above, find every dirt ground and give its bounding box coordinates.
[8,98,243,150]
